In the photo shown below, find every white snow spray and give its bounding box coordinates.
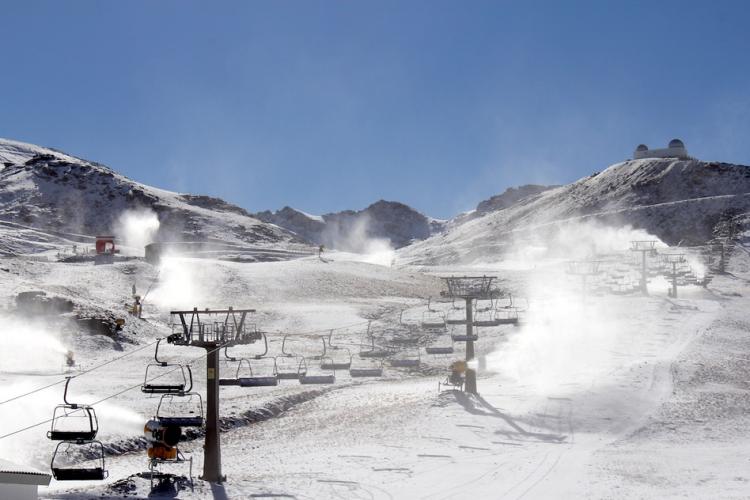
[0,315,69,374]
[323,214,395,266]
[486,221,667,394]
[115,208,160,256]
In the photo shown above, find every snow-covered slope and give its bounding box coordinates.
[0,138,307,254]
[399,158,750,265]
[255,200,446,249]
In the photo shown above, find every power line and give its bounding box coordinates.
[0,341,226,442]
[0,339,160,407]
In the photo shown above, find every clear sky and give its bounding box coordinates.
[1,1,749,219]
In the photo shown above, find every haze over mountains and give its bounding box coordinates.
[0,138,748,261]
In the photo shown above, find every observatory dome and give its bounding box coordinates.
[636,144,649,152]
[668,138,685,148]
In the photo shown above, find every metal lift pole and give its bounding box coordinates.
[202,345,223,483]
[464,297,477,394]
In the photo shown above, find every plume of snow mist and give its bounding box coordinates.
[486,221,665,394]
[148,255,220,310]
[0,314,68,374]
[115,208,160,256]
[322,214,395,266]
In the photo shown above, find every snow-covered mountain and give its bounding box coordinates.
[399,158,750,265]
[255,200,446,250]
[0,138,306,254]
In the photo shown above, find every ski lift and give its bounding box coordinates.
[142,339,191,394]
[47,377,98,442]
[445,298,467,325]
[451,333,478,342]
[274,334,306,380]
[349,357,384,378]
[299,357,335,385]
[451,323,479,342]
[495,293,514,309]
[473,298,500,327]
[236,358,279,387]
[389,348,421,368]
[494,308,519,325]
[155,393,204,428]
[322,330,352,370]
[425,331,455,355]
[219,346,242,386]
[50,441,108,481]
[320,348,352,370]
[359,334,392,358]
[421,298,446,329]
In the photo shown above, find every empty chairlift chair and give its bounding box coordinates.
[421,298,446,330]
[473,299,501,327]
[425,332,455,354]
[349,357,384,378]
[451,324,479,342]
[359,335,392,358]
[48,377,108,481]
[236,358,279,387]
[445,300,467,325]
[389,348,421,368]
[274,334,307,380]
[141,339,191,395]
[50,441,108,481]
[299,357,335,385]
[322,330,352,370]
[155,392,205,428]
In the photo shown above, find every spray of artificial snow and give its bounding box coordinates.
[323,214,395,266]
[486,221,667,394]
[115,208,160,256]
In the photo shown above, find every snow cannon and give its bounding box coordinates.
[144,419,181,461]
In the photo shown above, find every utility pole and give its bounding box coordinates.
[629,241,658,295]
[441,276,498,395]
[168,307,258,483]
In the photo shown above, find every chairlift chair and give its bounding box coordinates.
[322,330,353,369]
[47,378,98,442]
[349,358,384,378]
[451,323,479,342]
[389,349,421,368]
[421,297,446,329]
[50,440,108,481]
[494,308,519,325]
[359,335,391,358]
[142,339,191,394]
[320,347,352,370]
[156,393,204,427]
[299,357,335,385]
[236,358,279,387]
[425,333,455,354]
[445,299,467,325]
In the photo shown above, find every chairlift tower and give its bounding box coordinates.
[168,307,258,484]
[629,241,658,295]
[440,276,498,395]
[566,261,602,297]
[662,254,686,298]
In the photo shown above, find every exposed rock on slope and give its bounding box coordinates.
[0,138,306,254]
[398,158,750,265]
[255,200,445,249]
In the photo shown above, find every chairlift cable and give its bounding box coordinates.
[0,339,161,407]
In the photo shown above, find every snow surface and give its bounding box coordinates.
[0,227,747,498]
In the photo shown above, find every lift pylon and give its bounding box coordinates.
[440,276,499,395]
[168,307,258,484]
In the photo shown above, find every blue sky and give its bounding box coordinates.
[1,1,749,219]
